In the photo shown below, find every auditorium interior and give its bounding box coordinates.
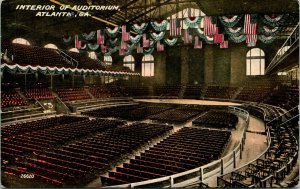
[1,0,299,188]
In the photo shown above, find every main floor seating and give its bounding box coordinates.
[205,86,238,99]
[193,110,238,129]
[183,85,203,99]
[101,127,231,186]
[236,86,272,102]
[153,85,181,98]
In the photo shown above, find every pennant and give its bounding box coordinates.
[143,34,150,47]
[156,41,165,52]
[136,43,143,53]
[97,30,105,45]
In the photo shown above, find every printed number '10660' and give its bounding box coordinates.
[20,174,34,179]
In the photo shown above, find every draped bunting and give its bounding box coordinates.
[143,47,154,55]
[1,63,140,76]
[229,34,247,43]
[225,27,243,36]
[151,20,168,31]
[259,26,282,36]
[219,15,242,27]
[62,36,72,44]
[87,43,100,51]
[164,38,177,46]
[132,23,148,34]
[261,14,288,27]
[183,16,202,28]
[150,31,165,41]
[81,31,96,41]
[109,38,120,46]
[130,34,142,44]
[105,26,120,37]
[194,27,206,39]
[258,35,277,44]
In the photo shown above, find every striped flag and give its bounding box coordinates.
[121,40,127,50]
[183,29,193,44]
[194,36,202,49]
[75,34,79,48]
[220,40,228,48]
[204,16,217,35]
[97,30,105,45]
[122,25,129,42]
[143,34,150,47]
[244,14,257,35]
[246,34,257,44]
[169,18,181,36]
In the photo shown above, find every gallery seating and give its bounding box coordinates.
[23,88,54,100]
[56,87,91,101]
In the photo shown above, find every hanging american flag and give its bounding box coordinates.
[246,34,257,44]
[97,30,105,45]
[122,25,130,42]
[194,36,202,49]
[183,29,193,44]
[204,16,217,36]
[121,40,127,50]
[169,18,181,36]
[220,40,228,48]
[244,14,257,35]
[136,43,143,53]
[156,41,164,51]
[143,34,150,47]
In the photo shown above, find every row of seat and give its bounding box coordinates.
[101,127,231,186]
[23,88,54,100]
[193,110,238,129]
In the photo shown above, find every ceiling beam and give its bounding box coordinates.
[126,0,172,23]
[126,0,195,9]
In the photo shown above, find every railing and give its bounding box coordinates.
[266,106,298,127]
[103,106,250,188]
[55,97,71,115]
[56,49,79,68]
[265,23,299,74]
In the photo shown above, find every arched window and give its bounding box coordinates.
[246,48,265,76]
[12,38,31,45]
[88,51,97,59]
[123,55,135,71]
[142,55,154,77]
[104,55,112,66]
[44,43,58,49]
[69,48,79,53]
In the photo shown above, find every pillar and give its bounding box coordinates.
[153,51,166,85]
[204,45,214,85]
[181,46,189,85]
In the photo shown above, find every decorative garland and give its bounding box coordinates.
[150,31,165,41]
[229,34,247,43]
[81,31,96,41]
[151,20,168,31]
[194,27,206,40]
[259,26,282,36]
[130,34,142,44]
[225,27,243,36]
[109,38,120,46]
[87,43,100,51]
[132,23,148,34]
[105,26,120,38]
[143,47,154,55]
[183,16,202,28]
[219,15,242,27]
[261,14,288,27]
[164,38,178,46]
[258,35,277,44]
[62,36,72,44]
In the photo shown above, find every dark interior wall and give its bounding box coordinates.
[166,46,181,84]
[212,47,231,85]
[188,48,204,84]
